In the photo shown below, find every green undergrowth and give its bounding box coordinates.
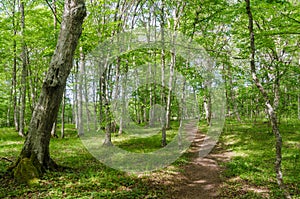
[217,118,300,199]
[0,121,189,198]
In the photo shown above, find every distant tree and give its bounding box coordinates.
[18,0,28,137]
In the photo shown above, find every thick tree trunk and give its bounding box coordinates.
[10,0,86,183]
[245,1,291,198]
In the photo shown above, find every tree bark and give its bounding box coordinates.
[12,0,19,132]
[160,0,167,147]
[53,0,57,29]
[10,0,86,182]
[165,2,185,129]
[245,0,291,198]
[51,120,58,138]
[77,47,85,136]
[203,94,211,126]
[102,67,113,146]
[61,90,65,138]
[19,0,27,137]
[298,93,300,120]
[118,63,128,135]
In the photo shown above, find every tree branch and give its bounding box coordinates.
[45,0,61,25]
[280,12,300,24]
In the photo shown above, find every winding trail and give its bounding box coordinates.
[165,132,233,199]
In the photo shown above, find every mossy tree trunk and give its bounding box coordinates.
[10,0,86,182]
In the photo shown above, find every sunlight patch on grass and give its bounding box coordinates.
[220,119,300,198]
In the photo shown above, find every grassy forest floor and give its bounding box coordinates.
[0,120,299,198]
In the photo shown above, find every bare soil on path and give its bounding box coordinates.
[161,132,233,199]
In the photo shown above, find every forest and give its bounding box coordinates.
[0,0,299,198]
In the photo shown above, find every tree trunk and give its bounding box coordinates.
[61,90,65,138]
[12,0,19,132]
[53,0,57,29]
[203,94,211,126]
[298,93,300,120]
[19,1,27,137]
[73,64,79,129]
[51,120,58,138]
[77,47,85,136]
[83,59,91,132]
[160,0,167,147]
[245,1,291,198]
[165,2,185,129]
[165,44,175,130]
[119,63,128,135]
[102,67,113,146]
[27,64,37,113]
[10,0,86,183]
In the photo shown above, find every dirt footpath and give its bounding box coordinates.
[165,133,232,199]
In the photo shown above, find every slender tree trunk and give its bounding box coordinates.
[51,120,58,138]
[83,57,90,132]
[92,78,98,131]
[226,63,241,121]
[298,93,300,120]
[98,70,104,127]
[27,64,37,113]
[61,90,65,138]
[119,63,128,135]
[245,1,291,198]
[102,67,113,146]
[298,66,300,120]
[10,0,86,182]
[203,94,211,126]
[160,0,167,147]
[165,2,185,129]
[232,91,241,122]
[19,1,27,137]
[77,47,85,136]
[12,0,19,132]
[134,68,141,124]
[166,43,175,130]
[53,0,57,29]
[74,64,79,128]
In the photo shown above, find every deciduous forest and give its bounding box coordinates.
[0,0,299,198]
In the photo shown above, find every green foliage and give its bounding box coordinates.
[0,123,186,198]
[218,119,300,198]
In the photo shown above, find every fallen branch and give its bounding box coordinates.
[0,157,13,162]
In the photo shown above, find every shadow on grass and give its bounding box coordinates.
[0,124,184,198]
[218,119,300,198]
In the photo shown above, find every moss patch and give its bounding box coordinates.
[13,158,40,185]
